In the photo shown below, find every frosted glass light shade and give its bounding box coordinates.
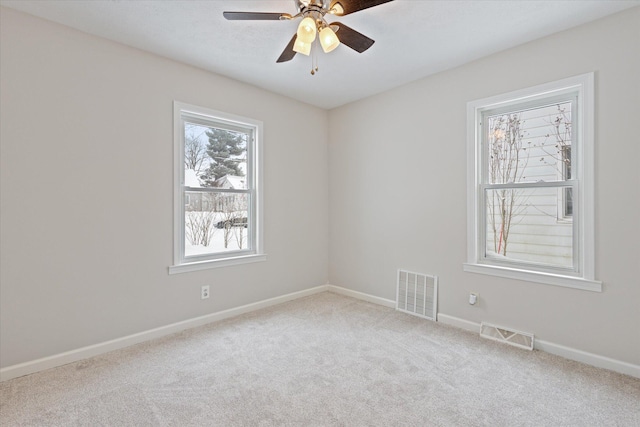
[319,27,340,53]
[293,37,311,56]
[297,17,317,43]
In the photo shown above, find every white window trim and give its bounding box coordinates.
[464,73,601,292]
[169,101,265,274]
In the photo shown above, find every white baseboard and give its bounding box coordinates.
[326,284,396,308]
[436,313,640,379]
[534,339,640,379]
[436,313,481,333]
[3,284,638,381]
[0,285,329,382]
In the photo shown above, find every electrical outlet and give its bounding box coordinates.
[469,292,478,306]
[201,285,210,300]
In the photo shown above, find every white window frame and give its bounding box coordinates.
[169,101,265,274]
[464,73,601,292]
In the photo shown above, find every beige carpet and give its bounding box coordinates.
[1,292,639,426]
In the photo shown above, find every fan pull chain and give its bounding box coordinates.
[310,40,319,75]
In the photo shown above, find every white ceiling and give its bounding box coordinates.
[2,0,638,109]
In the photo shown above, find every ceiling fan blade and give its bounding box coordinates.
[329,0,393,16]
[223,12,290,20]
[331,22,375,53]
[276,34,298,63]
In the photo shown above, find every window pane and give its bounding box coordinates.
[487,102,571,184]
[485,187,573,269]
[184,122,248,190]
[184,191,249,257]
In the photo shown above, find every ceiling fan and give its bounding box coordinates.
[223,0,394,65]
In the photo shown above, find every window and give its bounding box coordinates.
[464,74,601,291]
[170,102,265,273]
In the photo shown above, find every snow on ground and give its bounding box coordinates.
[185,229,247,256]
[184,210,247,257]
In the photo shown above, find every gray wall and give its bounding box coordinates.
[0,8,329,368]
[328,8,640,365]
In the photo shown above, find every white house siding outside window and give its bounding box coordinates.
[464,73,601,291]
[170,102,265,274]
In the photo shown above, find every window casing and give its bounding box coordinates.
[170,102,265,273]
[464,73,601,291]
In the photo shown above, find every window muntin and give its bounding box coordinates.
[465,73,600,291]
[172,102,264,272]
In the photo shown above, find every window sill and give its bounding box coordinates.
[463,263,602,292]
[169,254,267,274]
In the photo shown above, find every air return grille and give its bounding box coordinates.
[480,322,534,350]
[396,270,438,321]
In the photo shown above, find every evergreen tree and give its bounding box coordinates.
[200,128,246,186]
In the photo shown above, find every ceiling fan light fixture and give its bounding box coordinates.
[297,17,317,43]
[293,37,312,55]
[319,26,340,53]
[330,2,345,15]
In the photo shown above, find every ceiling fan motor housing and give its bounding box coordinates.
[296,0,331,12]
[297,0,344,16]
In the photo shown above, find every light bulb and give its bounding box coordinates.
[293,37,311,56]
[297,17,317,44]
[319,27,340,53]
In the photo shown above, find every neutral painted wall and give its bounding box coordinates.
[0,8,329,368]
[329,8,640,365]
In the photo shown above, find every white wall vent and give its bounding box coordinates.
[396,269,438,321]
[480,322,534,350]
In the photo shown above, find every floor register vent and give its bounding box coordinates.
[480,322,534,350]
[396,270,438,321]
